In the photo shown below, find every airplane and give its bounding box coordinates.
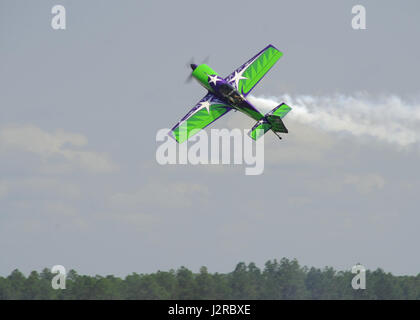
[170,44,292,143]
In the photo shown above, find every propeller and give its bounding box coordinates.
[202,55,210,64]
[185,73,194,83]
[185,56,210,83]
[185,57,195,83]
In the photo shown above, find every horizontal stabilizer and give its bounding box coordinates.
[248,103,292,140]
[266,103,291,133]
[248,119,272,140]
[266,103,292,118]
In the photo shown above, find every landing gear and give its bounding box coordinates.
[273,131,282,140]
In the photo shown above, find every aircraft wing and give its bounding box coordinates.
[170,93,232,143]
[225,44,283,97]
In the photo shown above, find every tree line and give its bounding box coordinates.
[0,258,419,299]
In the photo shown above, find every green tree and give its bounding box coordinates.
[211,272,231,299]
[1,259,419,300]
[7,269,26,299]
[305,267,339,299]
[153,270,177,299]
[175,266,197,299]
[195,266,215,299]
[262,258,308,299]
[0,276,11,299]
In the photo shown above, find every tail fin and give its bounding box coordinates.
[248,103,292,140]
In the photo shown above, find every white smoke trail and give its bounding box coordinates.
[248,94,420,147]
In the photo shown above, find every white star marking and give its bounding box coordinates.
[227,53,265,89]
[198,99,212,114]
[207,74,220,86]
[230,70,248,88]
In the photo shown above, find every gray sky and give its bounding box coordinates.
[1,0,420,276]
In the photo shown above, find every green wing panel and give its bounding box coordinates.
[248,119,272,140]
[226,45,283,96]
[171,93,231,143]
[270,103,292,118]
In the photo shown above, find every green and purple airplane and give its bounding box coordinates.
[170,44,292,143]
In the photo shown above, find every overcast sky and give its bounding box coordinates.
[1,0,420,276]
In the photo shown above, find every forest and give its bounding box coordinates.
[0,258,419,299]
